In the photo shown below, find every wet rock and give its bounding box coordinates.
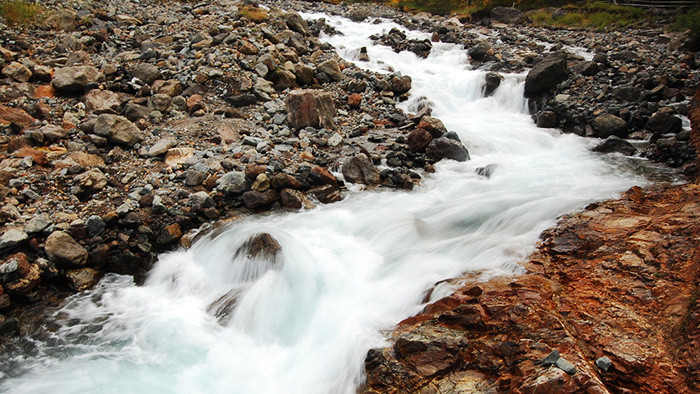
[483,72,502,97]
[44,231,88,267]
[407,128,432,152]
[93,114,144,146]
[285,89,336,130]
[390,75,412,95]
[468,40,492,61]
[280,189,314,210]
[418,117,447,137]
[524,52,568,97]
[64,268,102,291]
[52,66,103,93]
[235,233,282,261]
[593,136,637,156]
[592,113,629,138]
[342,154,381,185]
[308,185,341,204]
[536,111,558,128]
[426,137,470,162]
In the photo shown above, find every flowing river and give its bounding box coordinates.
[0,13,650,394]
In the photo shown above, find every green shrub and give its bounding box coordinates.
[673,8,700,50]
[0,0,45,26]
[530,10,554,26]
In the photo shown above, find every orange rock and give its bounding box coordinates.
[33,84,56,98]
[0,104,35,126]
[16,147,49,166]
[347,93,362,108]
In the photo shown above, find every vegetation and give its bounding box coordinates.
[673,7,700,50]
[239,4,269,22]
[0,0,45,26]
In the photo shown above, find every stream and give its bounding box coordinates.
[0,13,651,394]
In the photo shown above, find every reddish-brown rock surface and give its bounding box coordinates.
[362,182,700,393]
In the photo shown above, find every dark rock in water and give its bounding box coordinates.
[208,288,245,324]
[349,8,370,22]
[536,111,558,128]
[476,164,497,178]
[0,317,20,337]
[342,154,381,185]
[280,189,314,210]
[524,52,568,97]
[418,117,447,138]
[426,137,470,162]
[408,40,432,58]
[236,233,282,261]
[490,7,526,24]
[407,128,432,152]
[443,131,461,142]
[483,72,502,97]
[285,89,336,130]
[647,108,682,134]
[592,113,628,138]
[593,136,637,156]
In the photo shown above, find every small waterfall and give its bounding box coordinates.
[0,13,646,394]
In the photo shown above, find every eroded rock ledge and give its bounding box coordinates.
[362,181,700,393]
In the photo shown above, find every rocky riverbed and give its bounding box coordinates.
[0,1,697,387]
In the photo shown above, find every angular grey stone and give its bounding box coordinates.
[542,349,560,366]
[216,171,249,195]
[555,357,577,375]
[595,356,612,372]
[25,214,51,234]
[0,229,27,251]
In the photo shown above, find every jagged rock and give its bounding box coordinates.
[316,59,342,82]
[592,136,637,156]
[44,231,88,267]
[0,229,27,252]
[2,62,32,82]
[592,113,628,138]
[596,357,613,371]
[0,104,35,125]
[284,12,309,35]
[490,7,526,24]
[93,114,144,146]
[426,137,470,162]
[74,169,107,193]
[216,171,249,195]
[555,357,577,375]
[131,63,160,85]
[52,66,103,93]
[25,214,51,234]
[285,89,336,130]
[647,108,682,134]
[83,89,122,114]
[524,52,568,96]
[342,154,381,185]
[45,9,79,31]
[148,139,177,157]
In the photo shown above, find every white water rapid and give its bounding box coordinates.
[1,14,651,394]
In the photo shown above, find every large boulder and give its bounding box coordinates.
[284,12,309,35]
[490,7,526,24]
[592,136,637,156]
[93,114,144,146]
[52,66,103,93]
[646,108,682,134]
[592,113,628,138]
[45,231,88,267]
[316,59,342,82]
[131,63,160,85]
[342,154,381,185]
[407,128,432,152]
[524,52,568,97]
[426,136,470,162]
[285,89,336,130]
